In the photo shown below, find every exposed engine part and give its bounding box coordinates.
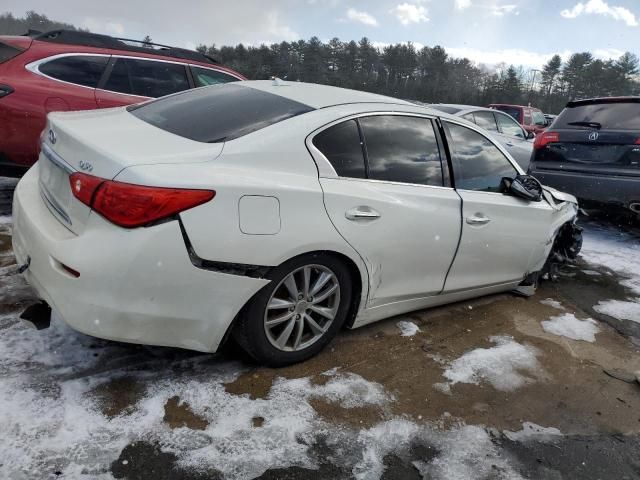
[542,222,584,282]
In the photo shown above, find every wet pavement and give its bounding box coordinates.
[1,179,639,480]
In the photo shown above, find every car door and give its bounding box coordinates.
[441,120,553,292]
[494,111,533,170]
[95,56,191,108]
[312,114,462,308]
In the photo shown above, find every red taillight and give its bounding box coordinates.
[534,131,560,150]
[635,137,640,145]
[69,173,215,228]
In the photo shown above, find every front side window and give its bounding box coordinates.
[39,55,109,88]
[191,66,239,86]
[496,112,525,138]
[359,115,444,186]
[473,111,498,132]
[494,106,521,123]
[312,120,366,178]
[532,110,547,126]
[103,58,190,98]
[445,122,518,192]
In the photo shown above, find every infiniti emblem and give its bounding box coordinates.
[48,129,57,144]
[588,131,599,141]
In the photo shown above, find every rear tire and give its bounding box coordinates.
[233,253,352,367]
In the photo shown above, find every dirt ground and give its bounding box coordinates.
[1,179,639,480]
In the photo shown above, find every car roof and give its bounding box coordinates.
[241,80,416,109]
[566,96,640,107]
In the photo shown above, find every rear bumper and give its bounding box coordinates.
[529,167,640,210]
[12,164,269,352]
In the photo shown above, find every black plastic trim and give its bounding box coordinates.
[177,217,271,279]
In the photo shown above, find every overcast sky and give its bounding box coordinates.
[4,0,639,68]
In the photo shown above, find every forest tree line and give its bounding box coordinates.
[2,11,639,114]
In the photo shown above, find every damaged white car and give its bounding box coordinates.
[13,81,582,365]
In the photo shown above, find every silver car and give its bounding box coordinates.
[431,104,535,170]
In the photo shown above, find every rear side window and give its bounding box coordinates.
[312,120,366,178]
[0,41,24,64]
[494,106,521,122]
[473,111,498,132]
[104,58,190,98]
[129,83,314,143]
[532,110,546,126]
[496,113,525,138]
[445,122,517,192]
[191,66,239,86]
[554,102,640,130]
[39,55,109,88]
[359,115,444,186]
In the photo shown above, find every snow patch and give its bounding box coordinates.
[541,313,600,342]
[396,320,421,337]
[594,299,640,324]
[540,298,564,310]
[503,422,563,443]
[440,336,544,392]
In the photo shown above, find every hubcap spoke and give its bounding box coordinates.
[275,317,296,349]
[304,313,325,335]
[266,311,295,327]
[310,272,333,297]
[284,274,299,300]
[309,305,335,320]
[303,266,311,298]
[311,283,338,304]
[268,297,295,310]
[293,316,304,350]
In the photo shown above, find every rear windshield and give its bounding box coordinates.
[129,84,315,143]
[554,102,640,130]
[492,106,521,121]
[0,41,24,64]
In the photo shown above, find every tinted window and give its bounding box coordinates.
[39,55,108,88]
[192,66,239,86]
[445,122,517,192]
[473,111,498,132]
[129,83,314,143]
[359,115,443,186]
[496,113,525,138]
[430,105,462,115]
[313,120,366,178]
[104,58,189,98]
[554,102,640,130]
[0,41,24,64]
[493,106,521,122]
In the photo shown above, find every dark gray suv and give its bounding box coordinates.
[528,97,640,217]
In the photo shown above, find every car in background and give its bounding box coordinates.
[544,113,557,125]
[431,104,535,169]
[0,30,245,176]
[528,97,640,217]
[13,81,580,365]
[488,104,548,136]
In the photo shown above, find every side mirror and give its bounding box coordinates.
[526,131,535,140]
[500,175,543,202]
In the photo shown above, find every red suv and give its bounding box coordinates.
[487,104,548,136]
[0,30,245,176]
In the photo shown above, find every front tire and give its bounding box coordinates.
[233,253,352,366]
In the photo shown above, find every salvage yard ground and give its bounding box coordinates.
[1,178,639,480]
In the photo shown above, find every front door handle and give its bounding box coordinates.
[505,142,514,147]
[345,206,381,221]
[466,214,491,226]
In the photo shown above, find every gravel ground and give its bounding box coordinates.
[1,179,639,480]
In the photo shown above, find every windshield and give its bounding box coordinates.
[129,83,314,143]
[554,102,640,130]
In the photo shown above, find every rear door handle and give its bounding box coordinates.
[345,206,381,221]
[466,215,491,226]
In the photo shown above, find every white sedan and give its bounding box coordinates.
[13,81,581,366]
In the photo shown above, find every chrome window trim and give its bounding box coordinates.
[306,110,454,190]
[26,52,243,98]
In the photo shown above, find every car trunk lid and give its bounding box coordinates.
[39,107,223,234]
